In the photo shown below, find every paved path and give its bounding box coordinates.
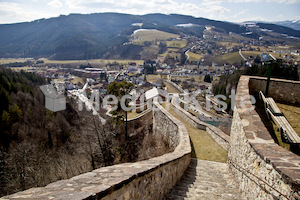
[239,49,247,61]
[164,158,244,200]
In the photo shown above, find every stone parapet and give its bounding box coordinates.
[1,98,191,200]
[249,76,300,104]
[229,75,300,200]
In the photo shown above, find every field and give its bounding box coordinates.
[187,51,203,62]
[42,59,144,65]
[159,48,180,57]
[171,75,203,82]
[147,75,161,82]
[241,51,265,59]
[158,48,182,63]
[217,42,241,48]
[0,58,144,65]
[204,50,282,65]
[9,66,33,71]
[0,58,30,64]
[166,40,187,48]
[132,29,179,45]
[205,52,242,65]
[218,32,251,43]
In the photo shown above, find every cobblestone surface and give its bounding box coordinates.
[165,159,244,200]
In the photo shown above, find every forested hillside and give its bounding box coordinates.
[0,67,170,197]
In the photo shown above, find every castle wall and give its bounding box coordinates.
[1,98,191,200]
[249,76,300,104]
[229,76,300,200]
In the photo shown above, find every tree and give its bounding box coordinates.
[1,111,11,128]
[8,104,22,122]
[254,55,261,64]
[107,81,134,97]
[0,86,11,114]
[180,51,187,65]
[143,60,156,75]
[107,80,134,138]
[204,74,212,83]
[158,42,167,54]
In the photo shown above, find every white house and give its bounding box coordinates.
[40,84,66,112]
[145,87,169,101]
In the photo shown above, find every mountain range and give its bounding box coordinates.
[274,20,300,31]
[0,13,299,60]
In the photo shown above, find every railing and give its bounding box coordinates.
[259,91,300,144]
[228,158,290,200]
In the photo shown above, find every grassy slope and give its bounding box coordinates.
[166,40,187,48]
[162,103,228,163]
[132,30,179,44]
[277,103,300,137]
[187,52,203,62]
[165,81,182,93]
[205,52,242,65]
[158,48,181,62]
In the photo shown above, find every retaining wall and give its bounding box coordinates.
[229,75,300,200]
[1,98,191,200]
[170,96,230,151]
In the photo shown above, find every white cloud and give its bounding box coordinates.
[0,1,63,24]
[0,2,40,23]
[203,0,300,3]
[64,0,229,20]
[48,0,63,8]
[277,14,285,19]
[0,0,299,24]
[235,16,269,22]
[64,0,204,17]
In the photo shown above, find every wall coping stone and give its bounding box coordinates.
[248,76,300,84]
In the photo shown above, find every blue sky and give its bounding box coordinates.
[0,0,299,24]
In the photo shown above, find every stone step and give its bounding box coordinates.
[164,159,245,200]
[172,183,241,195]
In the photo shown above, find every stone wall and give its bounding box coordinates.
[249,76,300,104]
[170,96,230,151]
[127,108,152,122]
[153,104,179,150]
[229,75,300,200]
[1,98,191,200]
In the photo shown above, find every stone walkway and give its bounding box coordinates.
[164,158,244,200]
